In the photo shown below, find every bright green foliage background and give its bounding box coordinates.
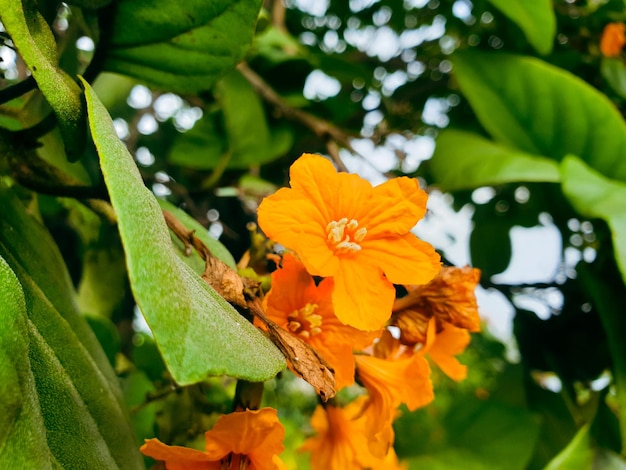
[1,0,626,468]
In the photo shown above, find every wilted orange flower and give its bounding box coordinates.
[140,408,287,470]
[391,266,481,346]
[600,22,626,57]
[301,397,395,470]
[262,253,376,389]
[257,153,441,331]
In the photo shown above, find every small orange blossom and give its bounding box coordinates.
[140,408,287,470]
[601,22,626,57]
[300,397,398,470]
[257,153,441,331]
[262,253,376,389]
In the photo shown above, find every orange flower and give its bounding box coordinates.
[601,22,626,57]
[423,318,471,381]
[391,266,481,346]
[300,397,391,470]
[257,153,441,331]
[355,341,433,456]
[262,253,376,389]
[140,408,287,470]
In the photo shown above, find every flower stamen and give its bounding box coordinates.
[326,218,367,254]
[288,303,323,339]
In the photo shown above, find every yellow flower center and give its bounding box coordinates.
[326,218,367,254]
[287,303,323,339]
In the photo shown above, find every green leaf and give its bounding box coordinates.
[452,51,626,182]
[430,130,560,191]
[104,0,263,93]
[0,188,143,468]
[578,262,626,459]
[544,424,594,470]
[485,0,555,55]
[216,69,294,168]
[0,256,52,468]
[81,77,285,384]
[560,155,626,284]
[0,0,85,161]
[601,58,626,99]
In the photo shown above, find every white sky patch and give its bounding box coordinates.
[401,135,435,172]
[135,146,155,166]
[422,97,450,127]
[154,93,183,121]
[76,36,95,52]
[399,15,446,49]
[492,220,563,284]
[127,85,152,109]
[137,113,158,135]
[113,118,129,140]
[293,0,329,16]
[303,70,342,100]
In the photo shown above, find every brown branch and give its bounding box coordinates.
[237,62,355,158]
[163,208,336,401]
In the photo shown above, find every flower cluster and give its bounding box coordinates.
[140,154,481,470]
[256,154,481,469]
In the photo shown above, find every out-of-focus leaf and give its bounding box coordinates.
[560,155,626,284]
[121,370,158,446]
[0,188,143,468]
[470,217,512,278]
[0,256,51,468]
[251,26,304,65]
[400,397,541,469]
[157,198,237,269]
[64,0,111,8]
[485,0,555,55]
[217,69,294,168]
[82,78,285,384]
[453,51,626,182]
[167,110,226,169]
[0,0,85,161]
[85,314,121,367]
[544,424,594,470]
[105,0,263,93]
[601,58,626,99]
[430,130,560,191]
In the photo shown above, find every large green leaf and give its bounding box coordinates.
[0,256,52,468]
[602,58,626,99]
[104,0,263,93]
[430,130,560,191]
[0,0,85,161]
[485,0,555,55]
[0,188,143,468]
[81,78,285,384]
[452,51,626,182]
[560,155,626,284]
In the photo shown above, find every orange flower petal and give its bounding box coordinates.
[257,188,338,276]
[601,22,626,57]
[140,439,220,470]
[364,177,428,235]
[333,259,396,331]
[356,352,433,413]
[206,408,285,461]
[361,233,441,286]
[426,322,470,381]
[289,154,375,223]
[301,399,384,470]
